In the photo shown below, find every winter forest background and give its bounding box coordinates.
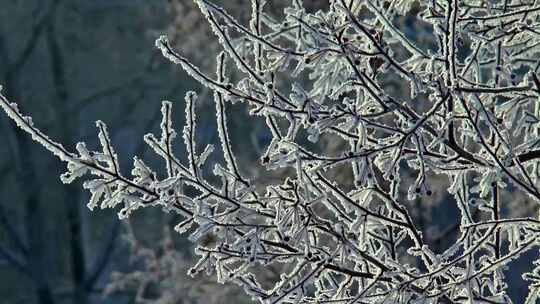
[0,1,539,303]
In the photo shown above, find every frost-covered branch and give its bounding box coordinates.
[3,0,540,303]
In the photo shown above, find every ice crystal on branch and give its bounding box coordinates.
[3,0,540,303]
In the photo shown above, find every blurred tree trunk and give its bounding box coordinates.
[46,15,89,304]
[20,137,55,304]
[0,5,57,297]
[4,80,56,304]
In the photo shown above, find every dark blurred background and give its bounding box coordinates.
[0,1,536,303]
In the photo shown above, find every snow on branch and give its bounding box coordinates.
[3,0,540,303]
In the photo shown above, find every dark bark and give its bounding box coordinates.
[46,17,89,304]
[17,129,56,304]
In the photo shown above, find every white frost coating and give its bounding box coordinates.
[96,120,120,173]
[83,179,107,211]
[365,1,428,59]
[214,52,244,182]
[155,35,223,93]
[0,92,75,162]
[183,91,198,175]
[195,0,256,77]
[160,100,177,177]
[3,0,540,303]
